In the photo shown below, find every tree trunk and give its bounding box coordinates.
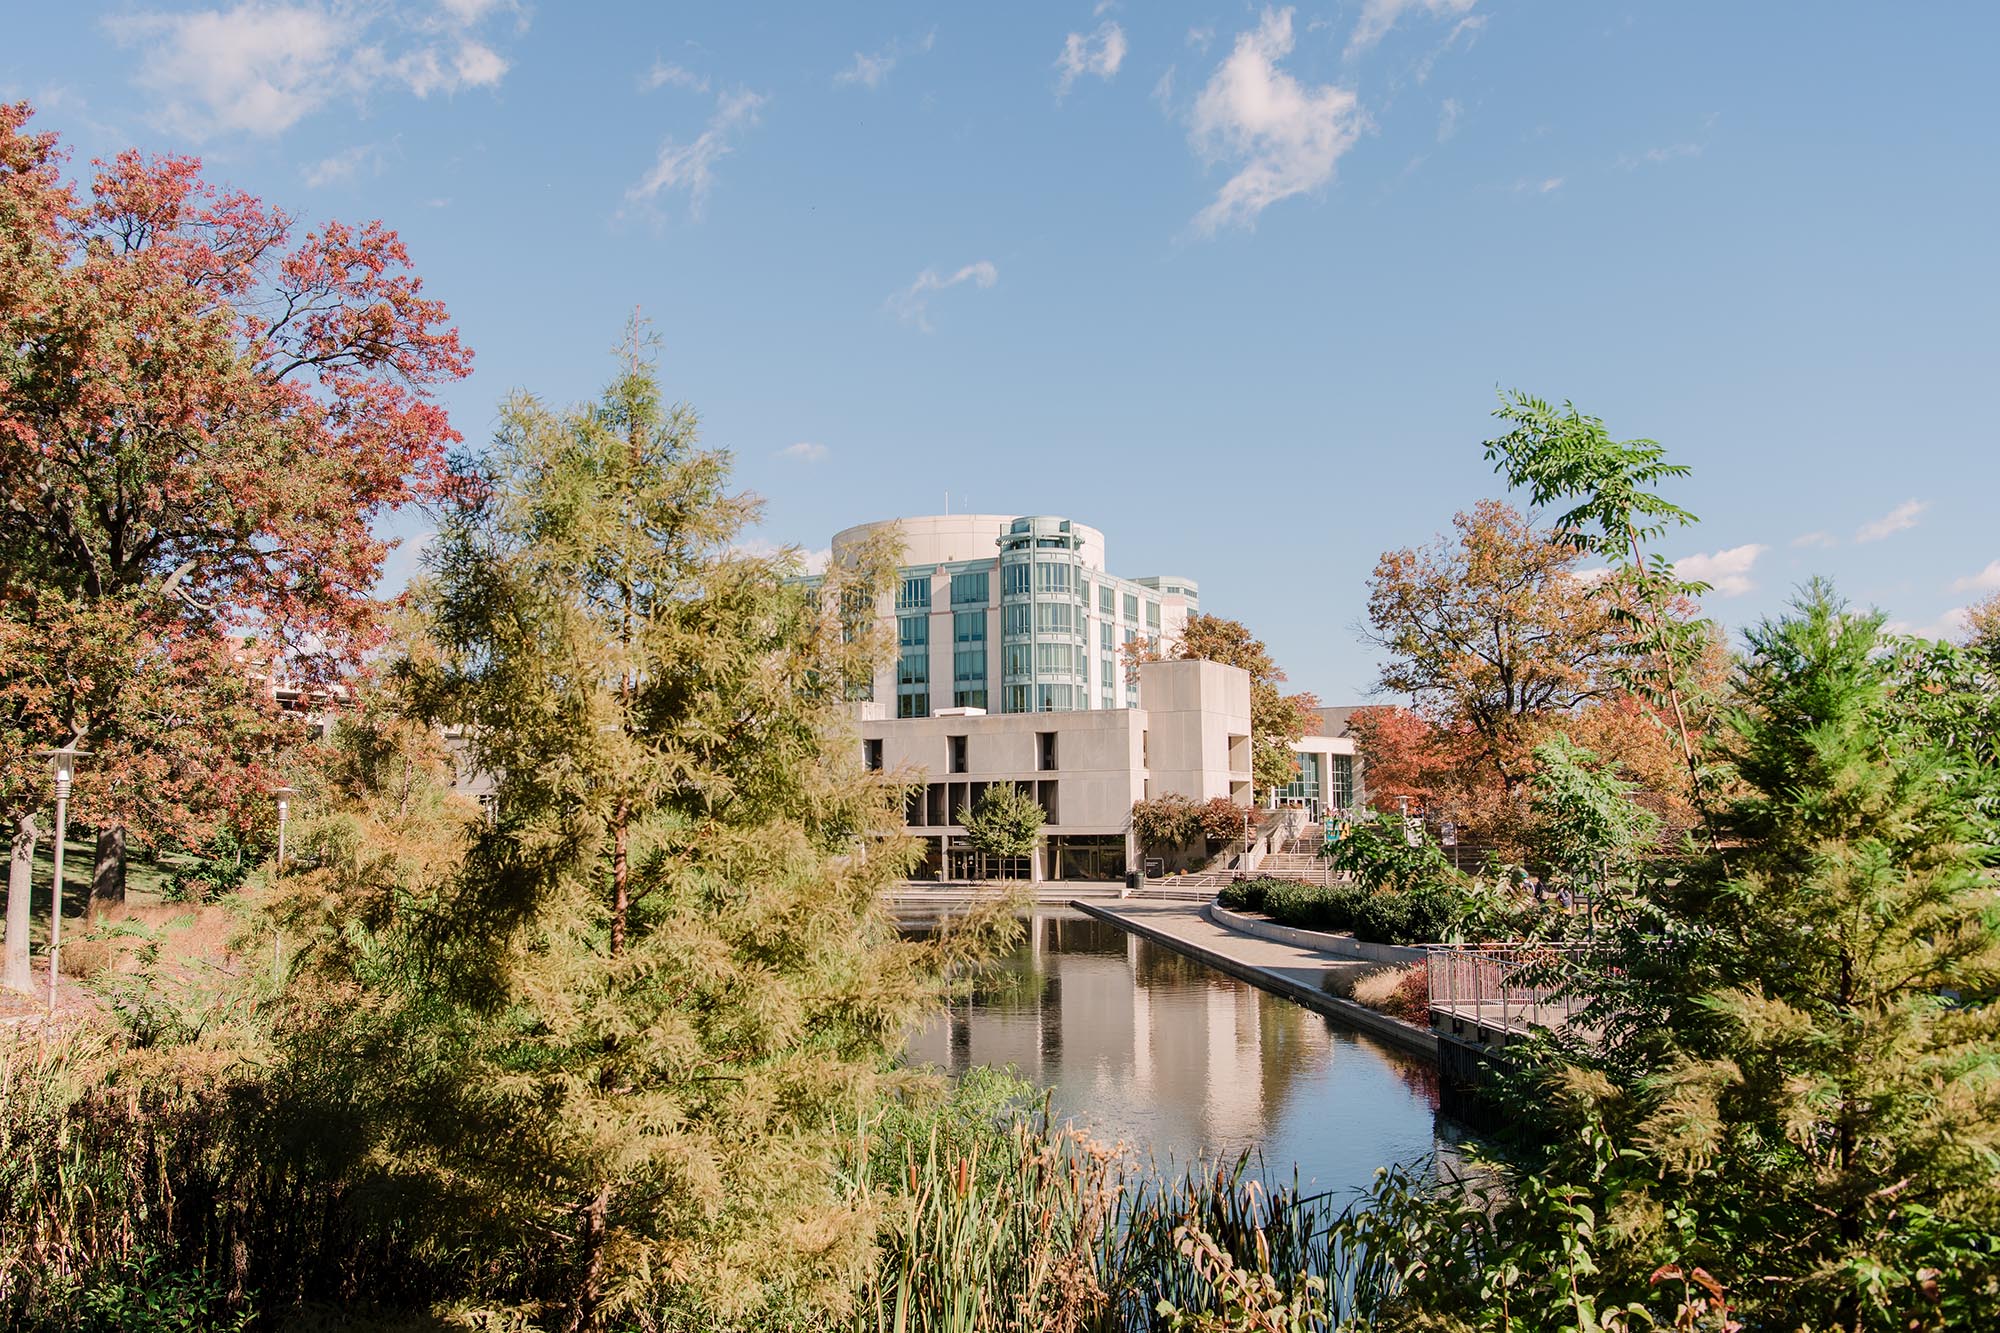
[564,1183,612,1333]
[610,801,629,957]
[92,822,127,912]
[4,812,36,994]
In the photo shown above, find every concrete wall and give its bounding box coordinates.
[1137,658,1252,804]
[834,514,1111,571]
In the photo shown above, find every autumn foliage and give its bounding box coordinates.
[0,102,469,858]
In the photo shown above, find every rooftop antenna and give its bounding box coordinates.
[944,491,950,516]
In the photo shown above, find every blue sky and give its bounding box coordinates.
[10,1,1998,701]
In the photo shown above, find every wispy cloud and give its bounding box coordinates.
[1188,8,1365,234]
[835,30,934,90]
[1346,0,1479,59]
[1512,175,1564,194]
[887,261,998,333]
[1887,607,1969,641]
[1055,22,1127,98]
[626,87,767,219]
[1186,26,1215,52]
[1791,530,1837,549]
[642,60,709,93]
[1674,543,1767,598]
[107,1,518,139]
[779,441,829,463]
[1952,560,2000,594]
[1857,498,1927,543]
[301,141,386,187]
[1437,97,1460,142]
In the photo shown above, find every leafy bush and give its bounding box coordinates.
[1221,877,1454,945]
[1352,963,1430,1025]
[1327,818,1455,893]
[159,830,253,903]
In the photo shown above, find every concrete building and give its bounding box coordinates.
[816,513,1358,880]
[821,514,1199,718]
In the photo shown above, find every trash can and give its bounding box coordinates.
[1126,869,1143,892]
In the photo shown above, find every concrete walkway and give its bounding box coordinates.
[1069,899,1437,1058]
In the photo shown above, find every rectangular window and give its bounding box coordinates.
[897,690,929,719]
[948,735,968,773]
[1034,602,1074,634]
[1122,593,1139,620]
[1145,601,1161,630]
[1004,684,1030,713]
[863,739,883,771]
[1001,562,1030,595]
[1038,732,1058,769]
[897,575,930,612]
[898,652,927,687]
[1035,562,1071,593]
[1002,603,1031,637]
[953,647,987,681]
[950,570,989,605]
[1034,642,1077,674]
[1099,622,1113,650]
[898,615,928,648]
[1004,643,1031,675]
[954,610,985,644]
[1330,754,1355,809]
[1101,654,1114,688]
[954,686,988,709]
[1099,584,1114,614]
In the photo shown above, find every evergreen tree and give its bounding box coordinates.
[301,330,977,1328]
[1349,584,2000,1330]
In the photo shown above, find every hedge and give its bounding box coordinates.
[1215,876,1453,946]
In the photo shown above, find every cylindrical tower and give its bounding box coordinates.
[997,516,1089,713]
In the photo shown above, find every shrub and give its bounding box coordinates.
[1352,963,1430,1025]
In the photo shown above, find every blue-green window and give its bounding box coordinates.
[1145,601,1161,630]
[1035,602,1075,634]
[951,571,989,605]
[1122,593,1138,620]
[897,576,930,611]
[1035,562,1072,593]
[898,615,928,648]
[1003,644,1031,675]
[1330,754,1354,809]
[1099,584,1114,614]
[1002,603,1030,636]
[1001,562,1030,595]
[1099,622,1113,650]
[954,610,984,644]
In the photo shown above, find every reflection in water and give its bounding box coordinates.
[906,910,1449,1197]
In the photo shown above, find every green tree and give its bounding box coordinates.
[962,783,1045,878]
[1526,734,1659,893]
[318,330,966,1328]
[1345,583,2000,1330]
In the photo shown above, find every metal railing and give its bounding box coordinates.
[1425,942,1589,1039]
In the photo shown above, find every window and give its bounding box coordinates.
[1034,642,1078,674]
[954,610,985,644]
[1145,601,1161,630]
[1099,584,1114,614]
[1122,593,1139,620]
[898,649,927,686]
[1004,684,1030,713]
[1079,578,1090,608]
[948,735,968,773]
[1330,753,1355,809]
[863,739,883,771]
[1038,731,1058,770]
[897,690,929,719]
[1099,622,1113,649]
[950,570,989,605]
[1003,643,1031,676]
[897,575,930,611]
[898,615,928,648]
[1035,684,1075,711]
[953,647,987,681]
[1001,562,1031,595]
[1101,655,1114,689]
[1035,561,1072,593]
[1034,602,1074,634]
[1002,603,1031,637]
[954,686,988,709]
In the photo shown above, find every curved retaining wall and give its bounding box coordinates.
[1204,903,1428,965]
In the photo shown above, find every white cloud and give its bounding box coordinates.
[643,60,708,93]
[1187,8,1365,234]
[1186,26,1215,52]
[301,142,384,187]
[107,1,518,138]
[1412,13,1486,83]
[887,260,998,333]
[627,87,767,218]
[1673,543,1767,598]
[1152,66,1177,112]
[1856,498,1927,543]
[733,539,831,575]
[1512,175,1564,194]
[1791,530,1837,549]
[836,50,896,89]
[1887,607,1969,641]
[1346,0,1479,59]
[1952,560,2000,594]
[1437,97,1460,142]
[1055,22,1127,98]
[801,547,832,575]
[779,441,829,463]
[1618,141,1702,169]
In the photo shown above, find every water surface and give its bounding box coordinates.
[905,909,1447,1198]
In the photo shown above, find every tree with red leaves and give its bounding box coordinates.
[0,102,468,968]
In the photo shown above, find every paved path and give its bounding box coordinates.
[1069,899,1437,1058]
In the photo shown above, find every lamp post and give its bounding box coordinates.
[272,785,295,870]
[42,745,86,1017]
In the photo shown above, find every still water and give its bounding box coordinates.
[905,909,1448,1199]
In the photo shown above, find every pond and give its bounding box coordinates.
[904,908,1454,1199]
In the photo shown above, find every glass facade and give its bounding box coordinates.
[953,609,987,709]
[997,517,1088,715]
[1329,753,1355,809]
[897,613,928,718]
[950,570,989,604]
[897,575,930,612]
